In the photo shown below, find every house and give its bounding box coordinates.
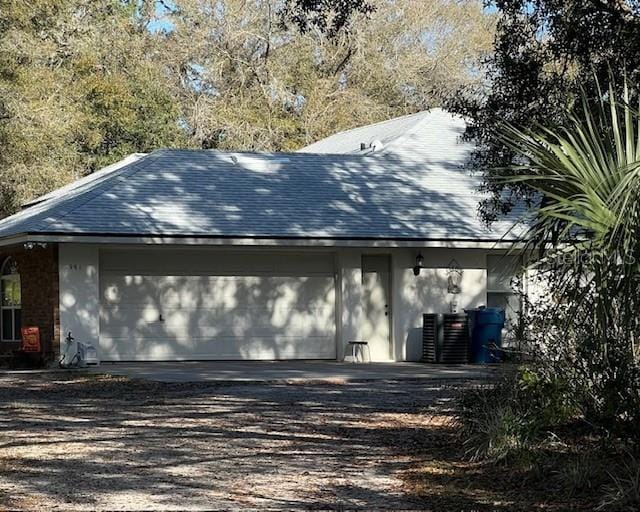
[0,109,525,363]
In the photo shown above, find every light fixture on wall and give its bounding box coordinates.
[447,259,463,294]
[23,242,48,250]
[413,253,424,276]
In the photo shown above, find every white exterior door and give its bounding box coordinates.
[99,250,337,361]
[361,255,392,361]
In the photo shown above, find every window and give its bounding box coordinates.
[487,255,522,331]
[1,257,21,341]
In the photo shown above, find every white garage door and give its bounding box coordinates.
[99,250,337,361]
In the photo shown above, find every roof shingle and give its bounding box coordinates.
[0,110,525,242]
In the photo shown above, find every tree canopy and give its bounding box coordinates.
[449,0,640,222]
[0,0,187,214]
[158,0,494,151]
[0,0,493,216]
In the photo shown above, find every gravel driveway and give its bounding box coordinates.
[0,373,463,510]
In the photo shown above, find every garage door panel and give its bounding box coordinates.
[103,275,334,308]
[101,250,335,275]
[155,276,335,311]
[99,334,336,361]
[99,256,337,361]
[101,305,335,338]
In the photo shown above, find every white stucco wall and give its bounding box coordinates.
[335,247,494,362]
[56,243,508,363]
[337,250,364,360]
[392,248,490,361]
[58,244,100,358]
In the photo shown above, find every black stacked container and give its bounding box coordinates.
[421,313,469,364]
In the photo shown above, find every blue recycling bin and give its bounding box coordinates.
[466,308,505,363]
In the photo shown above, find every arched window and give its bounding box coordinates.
[1,257,21,341]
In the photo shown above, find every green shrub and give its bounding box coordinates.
[494,76,640,446]
[457,367,578,463]
[462,400,533,461]
[552,452,604,496]
[598,453,640,511]
[518,367,579,426]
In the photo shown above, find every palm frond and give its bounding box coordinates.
[496,76,640,259]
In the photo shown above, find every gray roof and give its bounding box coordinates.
[21,153,147,208]
[299,108,470,161]
[0,110,524,243]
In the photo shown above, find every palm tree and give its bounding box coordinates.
[495,77,640,427]
[498,79,640,264]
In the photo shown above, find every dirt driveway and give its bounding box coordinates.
[0,373,472,511]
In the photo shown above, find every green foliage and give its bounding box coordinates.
[0,0,493,216]
[0,0,188,215]
[461,397,534,462]
[497,78,640,258]
[552,452,604,497]
[518,367,578,426]
[515,282,640,440]
[598,453,640,511]
[458,370,640,507]
[457,74,640,506]
[449,0,640,222]
[458,369,577,462]
[456,73,640,510]
[495,78,640,439]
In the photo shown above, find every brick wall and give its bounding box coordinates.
[0,244,60,359]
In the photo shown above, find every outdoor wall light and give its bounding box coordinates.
[413,253,424,276]
[447,259,463,294]
[23,242,48,250]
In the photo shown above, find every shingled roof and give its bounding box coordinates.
[298,108,469,161]
[0,110,525,244]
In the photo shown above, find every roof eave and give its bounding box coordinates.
[0,232,524,250]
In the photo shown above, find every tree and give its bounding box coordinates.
[0,0,494,215]
[449,0,640,222]
[160,0,495,151]
[498,78,640,435]
[281,0,375,36]
[0,0,187,215]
